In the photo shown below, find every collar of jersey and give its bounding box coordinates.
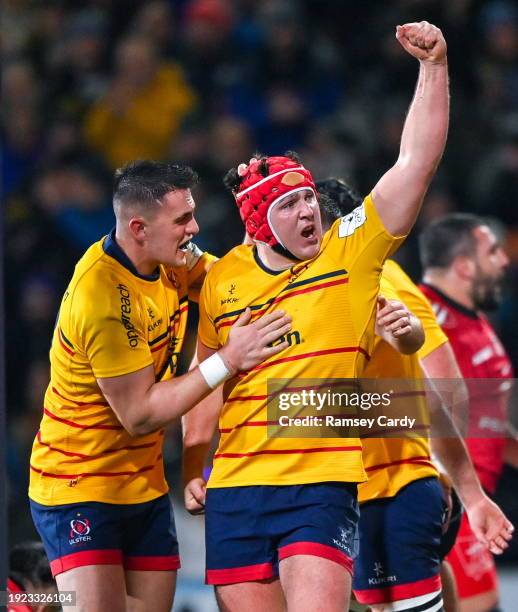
[252,246,288,276]
[103,228,160,282]
[421,282,479,320]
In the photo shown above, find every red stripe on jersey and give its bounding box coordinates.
[51,386,109,407]
[36,431,156,460]
[58,330,75,356]
[214,445,361,459]
[150,336,170,353]
[365,456,435,472]
[216,278,348,330]
[250,346,370,371]
[219,420,276,433]
[30,462,157,479]
[43,407,123,430]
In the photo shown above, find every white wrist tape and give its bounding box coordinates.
[199,352,231,389]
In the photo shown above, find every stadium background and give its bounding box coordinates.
[3,0,518,609]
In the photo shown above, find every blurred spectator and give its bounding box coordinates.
[130,0,177,56]
[180,0,236,98]
[2,60,43,198]
[226,0,343,152]
[84,35,196,167]
[8,541,56,612]
[33,160,114,249]
[476,1,518,115]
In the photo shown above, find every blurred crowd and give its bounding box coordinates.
[4,0,518,549]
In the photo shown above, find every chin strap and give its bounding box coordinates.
[271,242,302,262]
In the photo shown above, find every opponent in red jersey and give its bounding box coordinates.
[419,213,514,612]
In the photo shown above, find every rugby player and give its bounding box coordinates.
[186,21,450,612]
[28,160,292,612]
[420,214,515,612]
[317,178,513,612]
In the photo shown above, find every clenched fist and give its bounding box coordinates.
[396,21,447,64]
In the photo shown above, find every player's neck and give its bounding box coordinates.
[423,272,475,310]
[114,230,158,276]
[256,243,296,271]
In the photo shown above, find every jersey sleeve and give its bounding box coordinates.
[379,276,401,302]
[326,193,406,269]
[185,244,218,303]
[383,260,448,359]
[71,279,154,378]
[197,267,220,350]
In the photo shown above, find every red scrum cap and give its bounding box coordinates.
[233,156,316,247]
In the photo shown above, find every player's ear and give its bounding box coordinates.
[128,216,147,240]
[453,255,476,281]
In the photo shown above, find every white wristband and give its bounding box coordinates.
[199,352,231,389]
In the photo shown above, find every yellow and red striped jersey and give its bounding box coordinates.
[199,194,405,488]
[358,260,447,502]
[29,231,215,505]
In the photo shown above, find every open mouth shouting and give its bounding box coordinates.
[300,224,317,242]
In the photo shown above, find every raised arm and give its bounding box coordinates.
[373,22,449,236]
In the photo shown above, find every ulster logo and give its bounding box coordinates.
[69,516,92,545]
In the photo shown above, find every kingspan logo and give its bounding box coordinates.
[117,283,139,347]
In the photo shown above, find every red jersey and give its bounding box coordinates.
[419,283,513,493]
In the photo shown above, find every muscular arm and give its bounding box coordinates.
[98,362,212,437]
[97,309,291,436]
[372,22,449,235]
[423,345,514,553]
[420,341,469,436]
[429,401,513,554]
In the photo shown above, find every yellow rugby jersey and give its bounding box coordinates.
[199,194,405,488]
[358,260,447,503]
[29,230,215,505]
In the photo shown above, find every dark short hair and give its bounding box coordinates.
[113,160,198,214]
[9,541,53,590]
[316,178,363,229]
[418,213,485,269]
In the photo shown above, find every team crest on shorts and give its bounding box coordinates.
[69,515,92,545]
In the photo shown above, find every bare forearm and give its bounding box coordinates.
[182,386,221,482]
[420,342,469,436]
[399,60,449,173]
[134,368,212,435]
[183,443,212,485]
[431,434,484,508]
[372,23,449,235]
